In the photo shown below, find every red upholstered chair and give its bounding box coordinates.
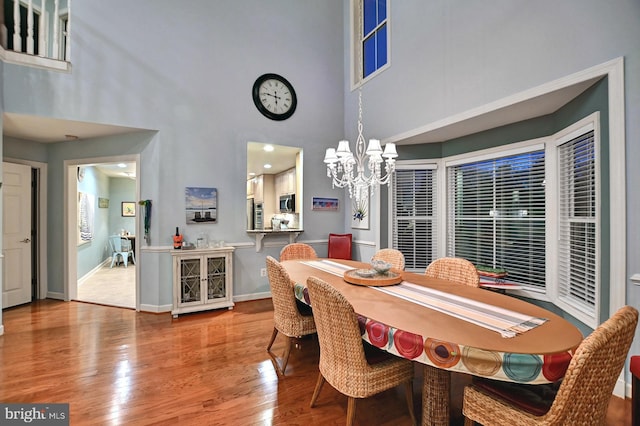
[327,233,352,260]
[632,355,640,426]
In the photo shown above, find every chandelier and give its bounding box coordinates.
[323,89,397,200]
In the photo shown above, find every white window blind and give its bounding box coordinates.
[391,167,437,271]
[557,130,597,310]
[447,150,546,288]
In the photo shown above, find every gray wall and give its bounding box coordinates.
[1,1,639,360]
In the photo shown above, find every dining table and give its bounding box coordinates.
[280,258,584,426]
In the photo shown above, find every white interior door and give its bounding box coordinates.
[2,162,32,308]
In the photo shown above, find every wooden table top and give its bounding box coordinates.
[282,259,584,384]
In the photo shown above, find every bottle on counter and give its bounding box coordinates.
[173,227,183,249]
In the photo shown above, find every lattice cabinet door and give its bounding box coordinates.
[172,247,235,317]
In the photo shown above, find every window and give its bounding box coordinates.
[389,114,601,324]
[391,165,437,271]
[556,126,598,316]
[446,148,547,289]
[353,0,389,85]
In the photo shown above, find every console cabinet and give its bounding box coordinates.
[171,247,234,317]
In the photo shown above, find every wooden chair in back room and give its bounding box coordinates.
[279,243,318,261]
[327,233,352,260]
[371,248,405,270]
[425,257,479,287]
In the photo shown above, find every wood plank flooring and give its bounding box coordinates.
[0,299,632,425]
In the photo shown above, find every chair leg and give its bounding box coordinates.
[310,373,326,408]
[279,336,293,375]
[110,255,116,268]
[266,327,278,352]
[346,397,356,426]
[404,380,416,426]
[123,253,128,268]
[464,418,474,426]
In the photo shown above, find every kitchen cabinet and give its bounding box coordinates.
[275,168,296,197]
[253,174,276,220]
[171,247,234,317]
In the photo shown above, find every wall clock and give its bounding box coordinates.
[252,73,297,121]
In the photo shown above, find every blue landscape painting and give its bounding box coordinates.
[185,187,217,223]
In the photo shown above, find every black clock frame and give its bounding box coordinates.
[252,73,297,121]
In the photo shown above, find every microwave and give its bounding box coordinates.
[279,194,295,213]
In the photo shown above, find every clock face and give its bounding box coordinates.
[252,74,297,121]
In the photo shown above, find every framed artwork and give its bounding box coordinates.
[121,202,136,217]
[312,197,339,211]
[98,197,109,208]
[351,192,369,229]
[186,187,217,223]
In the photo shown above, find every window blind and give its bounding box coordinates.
[447,150,546,288]
[391,167,437,271]
[557,130,597,309]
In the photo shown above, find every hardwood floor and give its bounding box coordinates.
[0,299,632,425]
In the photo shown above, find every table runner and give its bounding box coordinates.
[301,259,546,338]
[375,282,546,338]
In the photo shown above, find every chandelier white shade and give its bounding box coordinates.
[324,90,397,199]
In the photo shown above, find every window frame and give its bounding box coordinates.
[351,0,391,89]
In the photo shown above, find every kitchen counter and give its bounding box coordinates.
[247,228,303,251]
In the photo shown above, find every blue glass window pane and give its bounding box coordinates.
[363,35,376,78]
[363,0,377,35]
[378,0,386,23]
[377,24,387,68]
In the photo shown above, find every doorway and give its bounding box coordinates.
[2,159,48,309]
[65,155,140,310]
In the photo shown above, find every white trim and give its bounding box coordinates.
[551,112,600,328]
[0,46,70,72]
[139,304,172,313]
[3,157,48,301]
[444,140,547,168]
[64,154,141,310]
[233,292,271,303]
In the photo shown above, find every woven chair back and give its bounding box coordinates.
[265,256,315,337]
[306,276,370,393]
[371,248,405,270]
[546,305,638,424]
[425,257,479,287]
[280,243,318,261]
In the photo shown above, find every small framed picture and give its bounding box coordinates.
[98,197,109,208]
[121,202,136,217]
[312,197,339,211]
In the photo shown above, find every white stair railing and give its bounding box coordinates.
[4,0,70,62]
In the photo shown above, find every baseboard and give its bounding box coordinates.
[78,259,111,285]
[233,292,271,302]
[47,292,66,300]
[0,324,4,335]
[613,376,628,398]
[139,304,172,313]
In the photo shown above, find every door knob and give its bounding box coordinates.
[20,238,31,243]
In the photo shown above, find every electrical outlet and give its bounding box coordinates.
[260,268,267,277]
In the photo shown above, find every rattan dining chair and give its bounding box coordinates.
[371,248,405,270]
[462,305,639,426]
[425,257,479,287]
[306,276,416,426]
[279,243,318,261]
[265,256,316,376]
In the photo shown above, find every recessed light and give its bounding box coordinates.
[117,163,127,168]
[264,164,272,169]
[264,145,274,152]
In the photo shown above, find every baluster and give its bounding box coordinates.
[52,0,59,59]
[12,0,21,52]
[64,0,70,61]
[26,0,34,54]
[37,0,45,57]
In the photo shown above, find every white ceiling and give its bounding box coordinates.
[247,142,300,180]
